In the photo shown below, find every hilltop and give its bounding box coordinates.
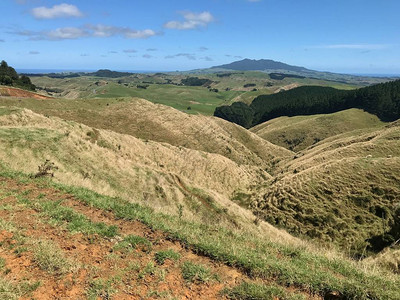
[211,58,310,73]
[250,109,384,151]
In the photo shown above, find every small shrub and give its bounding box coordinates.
[155,249,180,265]
[34,160,58,178]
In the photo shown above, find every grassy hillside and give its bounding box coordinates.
[0,97,292,170]
[0,106,275,230]
[251,109,385,151]
[0,159,399,299]
[247,121,400,258]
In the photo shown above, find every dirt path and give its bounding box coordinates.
[0,177,244,299]
[0,87,52,99]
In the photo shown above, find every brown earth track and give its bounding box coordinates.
[0,177,321,300]
[0,177,242,299]
[0,87,52,100]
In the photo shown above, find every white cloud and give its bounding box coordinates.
[124,29,156,39]
[31,3,83,19]
[87,24,157,39]
[165,53,196,60]
[46,27,88,40]
[316,44,389,50]
[123,49,137,53]
[29,50,39,54]
[143,54,153,59]
[164,11,214,30]
[10,24,158,41]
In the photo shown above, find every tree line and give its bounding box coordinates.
[214,80,400,127]
[0,60,36,91]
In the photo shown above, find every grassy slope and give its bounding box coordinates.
[0,97,292,170]
[1,167,399,299]
[0,106,278,232]
[251,109,385,151]
[249,120,400,257]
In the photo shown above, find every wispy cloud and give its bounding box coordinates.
[31,3,83,19]
[146,48,157,52]
[164,11,214,30]
[123,49,137,53]
[86,24,158,39]
[108,51,118,54]
[46,27,88,40]
[143,54,153,59]
[9,24,159,41]
[314,44,389,50]
[80,53,89,56]
[198,46,208,52]
[200,56,213,61]
[0,39,4,42]
[165,53,196,60]
[29,50,40,54]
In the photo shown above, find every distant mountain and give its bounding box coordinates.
[211,58,311,73]
[89,69,133,78]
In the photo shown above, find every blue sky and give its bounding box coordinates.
[1,0,399,74]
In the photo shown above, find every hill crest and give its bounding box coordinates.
[211,58,311,73]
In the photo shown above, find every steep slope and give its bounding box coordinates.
[1,168,398,299]
[251,109,384,151]
[248,121,400,257]
[0,106,279,233]
[0,97,292,171]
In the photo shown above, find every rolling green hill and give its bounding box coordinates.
[250,109,385,151]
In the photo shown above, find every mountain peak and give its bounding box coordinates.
[211,58,311,72]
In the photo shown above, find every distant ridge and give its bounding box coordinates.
[211,58,311,72]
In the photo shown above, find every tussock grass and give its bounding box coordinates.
[155,249,181,265]
[32,239,75,275]
[181,261,215,283]
[113,235,152,253]
[0,278,40,300]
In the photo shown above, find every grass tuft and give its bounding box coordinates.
[224,282,306,300]
[154,249,181,265]
[32,239,75,275]
[113,234,152,253]
[181,261,216,283]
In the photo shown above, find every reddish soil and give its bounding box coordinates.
[0,178,243,299]
[0,177,320,299]
[0,87,52,100]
